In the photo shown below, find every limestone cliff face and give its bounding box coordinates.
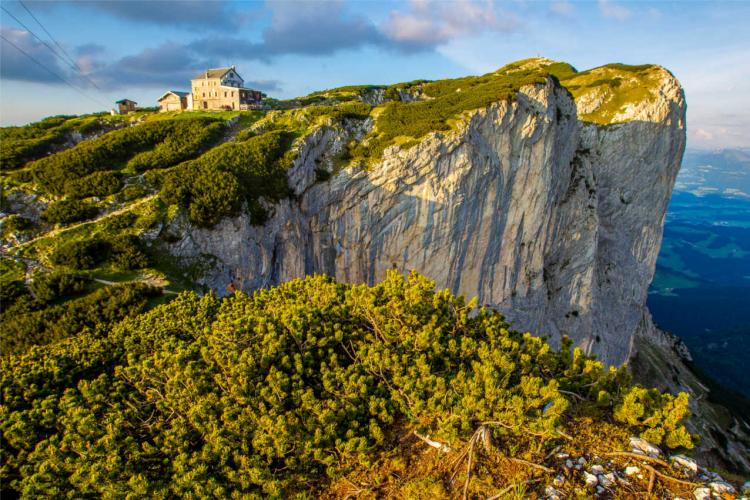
[168,68,685,367]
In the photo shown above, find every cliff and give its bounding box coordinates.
[3,58,749,477]
[168,59,685,368]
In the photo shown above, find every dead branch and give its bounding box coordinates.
[644,464,700,487]
[558,389,586,401]
[413,431,451,453]
[556,429,574,441]
[463,438,477,500]
[604,451,669,468]
[647,465,655,493]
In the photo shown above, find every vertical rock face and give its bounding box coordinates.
[169,65,686,367]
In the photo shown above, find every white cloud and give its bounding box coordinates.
[382,0,519,49]
[598,0,631,21]
[550,1,575,17]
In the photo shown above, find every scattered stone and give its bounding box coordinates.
[578,457,587,465]
[584,471,599,488]
[693,487,712,500]
[553,475,565,487]
[709,481,736,495]
[629,436,662,458]
[565,459,574,470]
[671,455,699,475]
[591,464,605,475]
[545,485,562,500]
[601,473,616,487]
[624,466,640,476]
[707,471,723,481]
[556,452,570,460]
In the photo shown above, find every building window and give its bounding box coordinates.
[224,91,227,97]
[202,92,205,97]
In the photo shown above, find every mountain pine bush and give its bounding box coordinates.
[0,271,693,497]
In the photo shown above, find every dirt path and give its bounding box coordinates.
[11,194,157,252]
[92,277,180,295]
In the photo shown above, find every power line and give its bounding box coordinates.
[0,33,109,109]
[18,0,83,74]
[0,4,101,90]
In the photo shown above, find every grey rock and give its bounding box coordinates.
[624,466,640,476]
[544,485,562,500]
[166,71,685,367]
[630,437,662,458]
[671,454,699,475]
[709,481,736,495]
[591,464,605,474]
[584,471,599,488]
[693,487,712,500]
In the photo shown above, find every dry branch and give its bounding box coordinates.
[413,431,451,453]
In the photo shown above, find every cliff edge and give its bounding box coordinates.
[170,59,685,368]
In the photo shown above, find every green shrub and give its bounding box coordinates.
[351,69,548,165]
[0,279,30,309]
[0,116,72,170]
[126,120,224,172]
[160,130,294,227]
[1,214,35,237]
[48,235,150,270]
[0,271,692,497]
[49,238,110,269]
[109,234,150,270]
[29,118,223,195]
[29,271,88,303]
[0,115,113,171]
[0,282,160,355]
[63,171,122,198]
[41,199,98,225]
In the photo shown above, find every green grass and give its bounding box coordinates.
[350,68,549,165]
[561,63,665,124]
[0,256,25,282]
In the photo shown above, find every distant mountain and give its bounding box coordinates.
[675,148,750,198]
[649,149,750,398]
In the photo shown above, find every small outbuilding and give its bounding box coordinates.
[115,99,137,114]
[158,91,191,112]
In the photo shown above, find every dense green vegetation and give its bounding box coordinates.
[0,272,692,497]
[561,63,662,124]
[351,69,549,164]
[41,199,98,225]
[0,114,107,171]
[25,117,224,195]
[159,129,295,227]
[63,170,122,199]
[49,234,150,270]
[0,278,159,355]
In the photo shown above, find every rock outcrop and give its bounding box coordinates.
[168,62,685,367]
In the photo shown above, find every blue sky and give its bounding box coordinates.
[1,0,748,149]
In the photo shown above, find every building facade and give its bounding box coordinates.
[115,99,137,114]
[158,91,191,112]
[190,66,262,111]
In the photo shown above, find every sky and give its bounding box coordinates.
[1,0,748,149]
